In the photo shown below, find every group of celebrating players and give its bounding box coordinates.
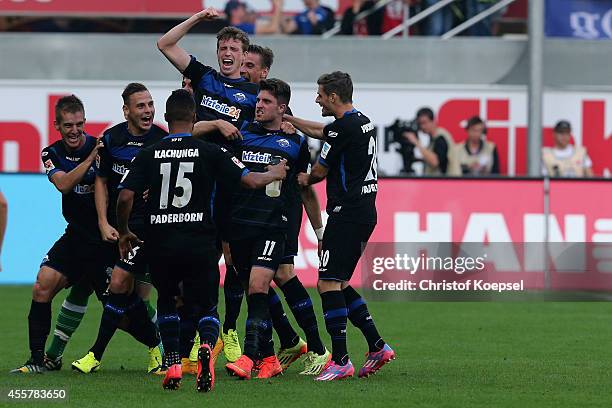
[11,8,395,392]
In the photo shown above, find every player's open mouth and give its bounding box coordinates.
[141,116,152,125]
[222,59,233,68]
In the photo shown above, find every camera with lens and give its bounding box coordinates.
[389,118,419,145]
[385,118,420,174]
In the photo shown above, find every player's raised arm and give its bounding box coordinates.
[283,114,326,139]
[45,140,101,194]
[241,159,288,189]
[256,0,284,34]
[193,119,242,141]
[157,8,219,73]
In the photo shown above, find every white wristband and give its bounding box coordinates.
[315,227,325,241]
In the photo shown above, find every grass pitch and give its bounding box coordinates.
[1,285,611,407]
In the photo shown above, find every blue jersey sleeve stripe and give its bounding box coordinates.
[241,168,250,177]
[318,157,329,167]
[47,168,61,179]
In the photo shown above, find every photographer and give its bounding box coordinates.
[449,116,500,176]
[542,120,593,178]
[393,107,454,175]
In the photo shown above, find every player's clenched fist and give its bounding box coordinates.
[99,223,119,242]
[267,158,289,180]
[218,120,242,140]
[196,7,219,21]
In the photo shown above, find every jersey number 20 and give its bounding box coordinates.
[159,162,193,209]
[364,136,378,182]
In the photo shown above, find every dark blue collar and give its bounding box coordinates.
[221,75,249,84]
[248,122,284,136]
[343,108,359,117]
[163,132,192,140]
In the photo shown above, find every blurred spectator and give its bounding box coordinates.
[449,116,499,176]
[421,0,455,35]
[341,0,418,36]
[225,0,284,34]
[542,120,593,177]
[397,107,454,175]
[341,0,381,35]
[464,0,507,36]
[282,0,335,35]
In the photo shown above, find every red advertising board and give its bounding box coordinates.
[1,83,611,177]
[287,179,612,290]
[0,0,203,17]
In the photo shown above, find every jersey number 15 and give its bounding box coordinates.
[159,162,193,209]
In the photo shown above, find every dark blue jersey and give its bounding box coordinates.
[230,122,310,239]
[318,109,377,224]
[183,56,258,149]
[42,135,98,240]
[119,133,248,256]
[95,122,167,228]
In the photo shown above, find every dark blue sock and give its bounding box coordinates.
[28,300,51,365]
[321,290,348,365]
[198,312,220,349]
[244,293,271,361]
[177,303,197,358]
[268,287,299,349]
[158,314,180,366]
[91,292,127,360]
[281,276,325,355]
[343,285,384,352]
[223,265,244,333]
[125,293,160,348]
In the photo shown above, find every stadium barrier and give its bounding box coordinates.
[0,174,609,288]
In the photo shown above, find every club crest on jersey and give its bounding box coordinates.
[328,131,338,138]
[242,151,271,164]
[44,159,55,173]
[201,96,241,120]
[277,138,290,148]
[233,92,246,102]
